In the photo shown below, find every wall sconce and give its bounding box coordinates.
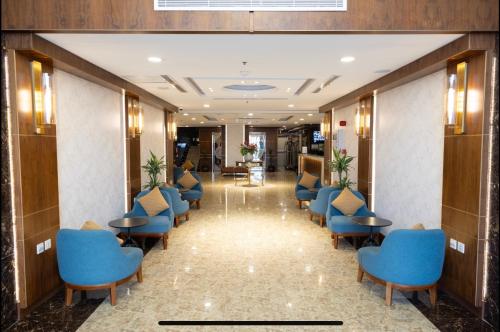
[30,60,54,134]
[446,61,468,134]
[320,121,327,138]
[355,102,366,138]
[172,121,177,140]
[128,98,143,138]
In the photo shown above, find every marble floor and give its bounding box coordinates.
[75,171,439,331]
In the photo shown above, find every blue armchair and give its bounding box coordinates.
[357,229,446,305]
[175,171,204,209]
[309,186,340,227]
[295,174,322,209]
[326,190,376,249]
[123,188,174,250]
[56,229,143,306]
[161,186,190,227]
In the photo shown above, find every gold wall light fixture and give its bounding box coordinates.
[446,61,468,134]
[30,60,55,134]
[355,101,366,138]
[128,97,144,138]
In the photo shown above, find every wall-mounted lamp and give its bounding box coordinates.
[320,121,327,138]
[355,102,366,138]
[128,98,143,138]
[30,60,55,134]
[446,61,468,134]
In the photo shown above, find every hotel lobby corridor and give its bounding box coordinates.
[75,172,432,331]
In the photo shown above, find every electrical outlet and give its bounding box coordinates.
[457,241,465,254]
[36,242,45,255]
[44,239,51,250]
[450,238,457,250]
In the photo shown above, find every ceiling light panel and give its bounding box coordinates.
[161,74,187,93]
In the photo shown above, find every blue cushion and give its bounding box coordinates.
[56,229,143,286]
[327,215,379,234]
[161,187,189,216]
[309,187,339,215]
[358,229,446,286]
[296,189,318,201]
[181,189,203,201]
[120,216,172,234]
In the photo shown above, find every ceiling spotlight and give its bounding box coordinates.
[221,118,225,121]
[203,104,210,108]
[288,104,295,108]
[200,121,205,124]
[340,56,355,63]
[241,80,246,84]
[300,118,304,121]
[307,113,313,116]
[191,117,196,120]
[248,113,253,116]
[147,56,162,63]
[208,87,214,92]
[254,81,260,84]
[286,88,291,93]
[183,113,189,116]
[294,122,298,124]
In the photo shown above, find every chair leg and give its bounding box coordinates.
[137,265,143,283]
[333,234,339,249]
[320,216,325,227]
[357,265,364,283]
[162,233,168,250]
[196,200,201,209]
[65,286,73,306]
[385,282,393,306]
[429,284,438,306]
[174,217,178,228]
[298,200,302,209]
[309,212,313,221]
[185,212,190,221]
[110,283,117,306]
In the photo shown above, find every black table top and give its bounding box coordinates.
[108,217,148,228]
[352,216,392,227]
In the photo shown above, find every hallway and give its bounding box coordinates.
[78,172,436,331]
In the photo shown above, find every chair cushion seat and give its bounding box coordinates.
[174,200,190,216]
[296,189,318,201]
[327,216,379,234]
[309,199,325,215]
[120,216,172,234]
[121,247,144,273]
[181,190,203,201]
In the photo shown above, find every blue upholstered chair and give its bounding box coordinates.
[175,171,204,209]
[326,190,377,249]
[56,229,143,306]
[357,229,446,306]
[309,186,340,227]
[122,188,174,250]
[161,186,190,227]
[295,174,322,209]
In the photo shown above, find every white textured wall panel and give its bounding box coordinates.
[55,69,125,230]
[140,103,166,187]
[374,69,445,233]
[333,103,358,189]
[225,124,245,166]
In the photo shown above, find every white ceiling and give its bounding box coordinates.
[38,33,461,126]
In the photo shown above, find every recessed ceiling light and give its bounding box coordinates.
[272,118,276,121]
[221,118,225,121]
[200,121,205,124]
[294,122,298,124]
[282,125,286,128]
[147,56,162,63]
[286,88,291,93]
[217,125,221,127]
[254,81,260,84]
[300,118,304,121]
[241,80,245,84]
[248,113,253,116]
[307,113,313,116]
[203,104,210,108]
[340,56,355,63]
[191,118,196,120]
[183,113,189,116]
[288,104,295,108]
[208,87,214,92]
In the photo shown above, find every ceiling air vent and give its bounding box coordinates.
[154,0,347,11]
[279,116,293,122]
[203,115,218,121]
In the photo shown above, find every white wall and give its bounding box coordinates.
[140,103,166,187]
[55,69,126,230]
[225,124,245,166]
[333,103,358,189]
[374,69,445,232]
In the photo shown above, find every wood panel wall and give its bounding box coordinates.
[440,52,489,307]
[198,127,224,172]
[323,111,332,185]
[7,51,61,308]
[245,126,278,170]
[125,95,141,209]
[1,0,497,32]
[357,95,373,208]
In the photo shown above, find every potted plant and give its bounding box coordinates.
[328,148,355,189]
[240,142,257,162]
[142,150,167,190]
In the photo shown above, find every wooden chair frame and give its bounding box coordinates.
[331,232,375,249]
[189,199,201,209]
[65,264,143,306]
[357,265,438,306]
[309,210,326,227]
[297,199,311,209]
[174,211,190,227]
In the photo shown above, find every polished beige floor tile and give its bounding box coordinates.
[78,171,437,331]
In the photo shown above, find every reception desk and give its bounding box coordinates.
[298,154,325,184]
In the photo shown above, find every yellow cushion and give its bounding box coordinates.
[182,160,194,170]
[177,171,199,190]
[80,220,123,245]
[331,188,365,216]
[137,187,170,216]
[410,223,426,230]
[298,171,319,189]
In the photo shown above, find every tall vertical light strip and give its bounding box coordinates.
[371,91,378,210]
[482,55,496,300]
[121,90,127,212]
[331,108,335,184]
[4,53,20,302]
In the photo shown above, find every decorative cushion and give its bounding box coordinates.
[182,160,194,170]
[137,187,170,216]
[177,171,199,189]
[298,171,319,189]
[331,188,365,216]
[410,223,426,230]
[80,220,124,245]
